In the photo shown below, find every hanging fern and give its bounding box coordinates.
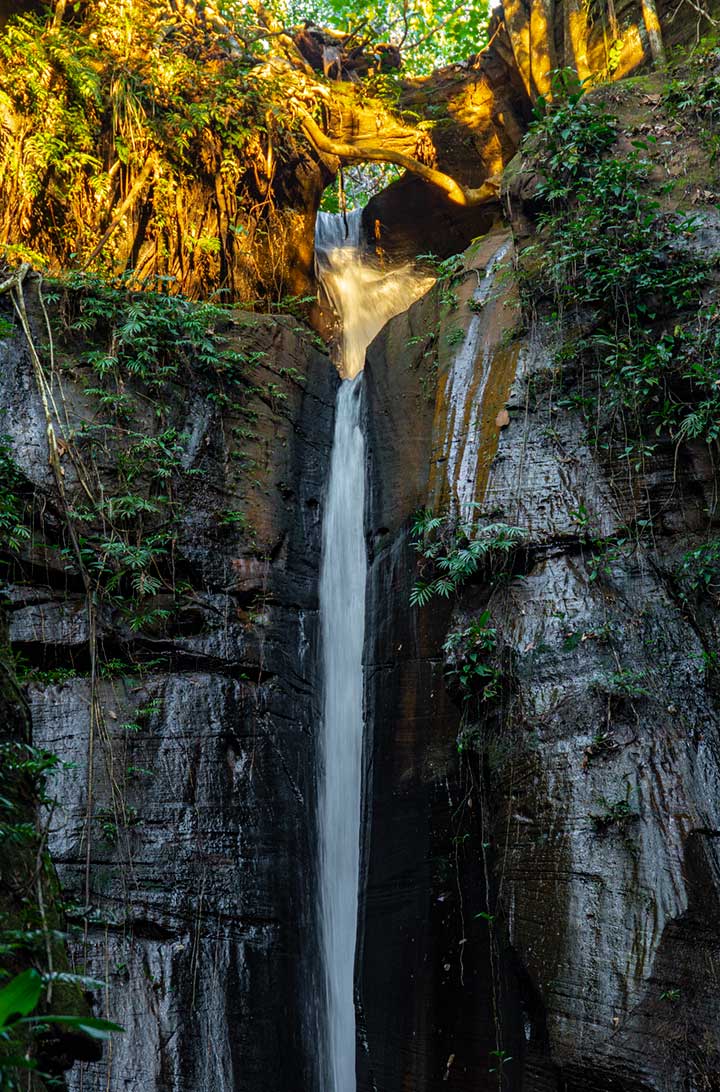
[410,508,526,605]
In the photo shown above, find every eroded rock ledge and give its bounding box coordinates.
[2,0,718,306]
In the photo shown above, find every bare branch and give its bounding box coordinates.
[245,0,315,74]
[81,154,158,269]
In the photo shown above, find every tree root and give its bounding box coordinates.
[81,154,158,270]
[299,111,501,208]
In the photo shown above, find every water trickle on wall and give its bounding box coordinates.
[314,210,432,1091]
[443,238,510,519]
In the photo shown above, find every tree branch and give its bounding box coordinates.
[245,0,315,74]
[52,0,67,31]
[299,112,500,208]
[405,0,466,52]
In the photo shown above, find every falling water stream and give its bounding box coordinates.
[315,210,433,1091]
[317,374,365,1092]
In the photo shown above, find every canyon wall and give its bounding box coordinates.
[0,297,337,1089]
[359,72,720,1089]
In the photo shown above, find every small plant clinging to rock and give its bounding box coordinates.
[409,508,526,607]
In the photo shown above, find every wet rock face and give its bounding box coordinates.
[360,211,720,1091]
[1,308,337,1091]
[31,672,309,1092]
[484,330,720,1091]
[359,231,520,1092]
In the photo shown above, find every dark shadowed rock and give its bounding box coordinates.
[0,301,337,1091]
[358,196,720,1090]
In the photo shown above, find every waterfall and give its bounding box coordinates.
[316,211,434,379]
[318,375,365,1092]
[315,211,433,1091]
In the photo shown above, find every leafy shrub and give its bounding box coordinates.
[0,740,123,1086]
[676,539,720,603]
[0,966,121,1089]
[0,437,30,555]
[664,46,720,158]
[528,71,618,202]
[52,272,255,408]
[23,273,263,635]
[591,794,639,833]
[605,669,649,699]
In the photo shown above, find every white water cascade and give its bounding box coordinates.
[315,210,433,1091]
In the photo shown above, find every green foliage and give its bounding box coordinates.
[98,658,166,680]
[0,0,494,302]
[605,669,649,699]
[29,273,260,635]
[586,535,630,583]
[665,69,720,126]
[0,437,30,555]
[0,6,282,179]
[218,508,250,533]
[675,539,720,603]
[445,327,465,347]
[54,272,252,407]
[523,87,719,449]
[417,252,465,278]
[0,969,42,1024]
[95,806,140,846]
[320,163,402,211]
[488,1048,513,1073]
[540,155,703,313]
[0,271,262,644]
[0,4,312,298]
[118,697,163,737]
[281,0,489,75]
[443,611,501,702]
[0,17,103,205]
[0,738,121,1088]
[0,742,66,820]
[529,71,617,203]
[0,742,63,876]
[410,508,526,606]
[664,44,720,158]
[591,793,639,833]
[416,252,465,312]
[0,967,122,1089]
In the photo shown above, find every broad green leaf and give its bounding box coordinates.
[0,970,43,1027]
[0,1054,38,1071]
